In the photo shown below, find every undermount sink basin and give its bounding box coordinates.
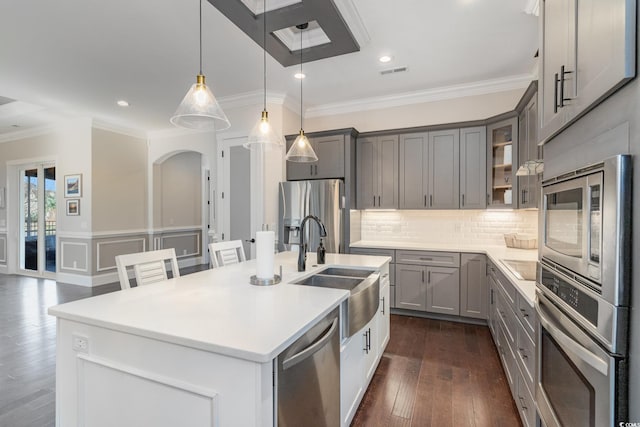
[292,267,380,337]
[293,274,363,291]
[316,267,376,278]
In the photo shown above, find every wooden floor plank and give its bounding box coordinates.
[352,315,522,427]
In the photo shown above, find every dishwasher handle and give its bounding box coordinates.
[282,318,338,371]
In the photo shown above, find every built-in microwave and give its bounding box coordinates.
[540,155,632,307]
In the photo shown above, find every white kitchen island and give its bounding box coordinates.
[49,251,391,427]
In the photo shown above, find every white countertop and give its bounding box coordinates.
[49,252,391,363]
[351,240,538,306]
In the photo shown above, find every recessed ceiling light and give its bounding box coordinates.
[294,73,306,79]
[117,100,129,107]
[379,55,392,63]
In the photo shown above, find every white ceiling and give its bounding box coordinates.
[0,0,538,136]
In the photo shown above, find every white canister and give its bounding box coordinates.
[503,144,512,165]
[504,189,513,204]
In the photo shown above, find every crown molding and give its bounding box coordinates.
[304,74,534,118]
[0,123,60,143]
[334,0,371,46]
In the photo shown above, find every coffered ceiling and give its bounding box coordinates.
[0,0,538,136]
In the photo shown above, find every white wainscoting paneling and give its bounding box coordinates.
[96,238,146,272]
[161,231,201,258]
[61,241,89,272]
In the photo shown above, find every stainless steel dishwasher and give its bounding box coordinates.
[276,307,340,426]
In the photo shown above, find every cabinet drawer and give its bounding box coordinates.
[496,291,517,348]
[516,326,535,389]
[516,294,535,338]
[349,247,396,263]
[489,262,516,305]
[516,369,536,427]
[396,250,460,267]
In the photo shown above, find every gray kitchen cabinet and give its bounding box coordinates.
[357,135,398,209]
[487,117,518,208]
[539,0,635,143]
[460,253,487,319]
[399,129,459,209]
[517,91,540,209]
[429,130,460,209]
[395,264,427,311]
[426,266,460,315]
[286,134,345,180]
[396,250,460,314]
[459,127,487,209]
[399,132,427,209]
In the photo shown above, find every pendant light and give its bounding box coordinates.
[171,0,230,131]
[244,0,284,150]
[285,23,318,163]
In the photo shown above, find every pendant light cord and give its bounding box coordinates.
[199,0,203,75]
[300,27,303,130]
[263,0,267,110]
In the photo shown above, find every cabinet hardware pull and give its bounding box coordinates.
[381,297,385,315]
[419,257,433,261]
[554,72,560,113]
[424,195,427,207]
[428,270,431,283]
[462,194,465,206]
[519,308,529,318]
[487,194,490,205]
[310,165,313,175]
[373,196,376,207]
[521,190,525,204]
[422,270,425,283]
[429,195,433,207]
[367,329,371,351]
[363,331,368,353]
[315,165,318,175]
[560,65,573,107]
[378,196,381,206]
[490,289,494,304]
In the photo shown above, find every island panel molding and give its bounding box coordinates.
[77,353,220,427]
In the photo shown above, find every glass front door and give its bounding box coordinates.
[21,165,56,274]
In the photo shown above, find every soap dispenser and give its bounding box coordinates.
[317,239,326,264]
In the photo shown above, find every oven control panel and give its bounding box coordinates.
[540,267,599,327]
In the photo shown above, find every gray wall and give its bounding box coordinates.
[542,29,640,418]
[91,128,147,232]
[154,152,202,229]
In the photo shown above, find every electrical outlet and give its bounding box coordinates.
[72,334,89,354]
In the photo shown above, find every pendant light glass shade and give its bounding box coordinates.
[171,74,231,130]
[244,110,284,150]
[286,23,318,163]
[245,0,283,150]
[285,129,318,162]
[170,0,230,131]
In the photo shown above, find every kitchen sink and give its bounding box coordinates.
[294,274,364,291]
[316,267,376,278]
[292,267,380,337]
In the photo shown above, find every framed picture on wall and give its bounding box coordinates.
[64,174,82,197]
[66,199,80,216]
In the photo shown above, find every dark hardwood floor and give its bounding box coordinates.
[351,315,522,427]
[1,272,520,427]
[0,265,207,427]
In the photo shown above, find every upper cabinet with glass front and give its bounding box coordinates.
[487,118,518,208]
[539,0,636,144]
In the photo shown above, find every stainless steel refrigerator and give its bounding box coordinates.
[278,179,346,254]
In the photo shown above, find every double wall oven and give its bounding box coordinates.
[537,155,631,427]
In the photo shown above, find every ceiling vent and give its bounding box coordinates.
[380,67,408,76]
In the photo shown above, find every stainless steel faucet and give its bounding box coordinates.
[298,215,327,271]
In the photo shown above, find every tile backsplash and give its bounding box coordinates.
[358,210,538,246]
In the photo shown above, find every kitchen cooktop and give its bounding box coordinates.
[501,259,538,282]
